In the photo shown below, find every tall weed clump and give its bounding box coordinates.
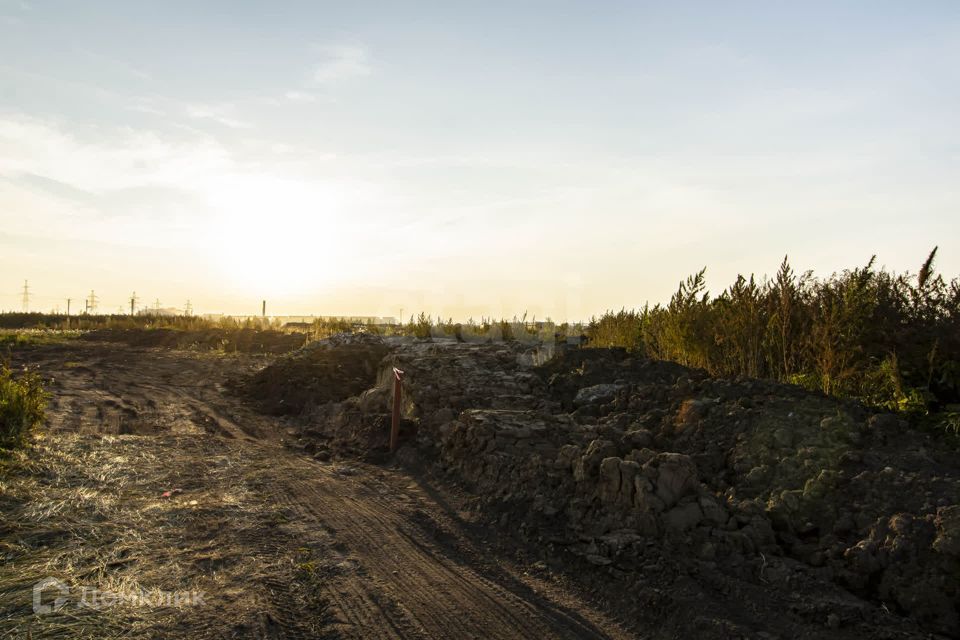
[587,248,960,414]
[0,364,47,451]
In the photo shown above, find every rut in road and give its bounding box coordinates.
[258,452,614,640]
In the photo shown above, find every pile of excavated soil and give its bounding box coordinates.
[238,333,392,416]
[242,335,960,638]
[82,327,306,354]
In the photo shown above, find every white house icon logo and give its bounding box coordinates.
[33,577,69,615]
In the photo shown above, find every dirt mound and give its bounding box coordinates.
[242,336,960,638]
[81,327,305,354]
[240,333,392,415]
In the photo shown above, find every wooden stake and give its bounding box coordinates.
[390,367,404,452]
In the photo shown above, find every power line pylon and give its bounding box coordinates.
[21,280,29,312]
[130,291,139,315]
[86,290,98,314]
[184,300,193,316]
[154,298,161,314]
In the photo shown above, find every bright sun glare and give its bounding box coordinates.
[204,176,344,296]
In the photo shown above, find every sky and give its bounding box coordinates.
[1,1,958,320]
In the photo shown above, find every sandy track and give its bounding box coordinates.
[2,342,627,639]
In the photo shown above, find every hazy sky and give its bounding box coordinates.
[1,1,957,320]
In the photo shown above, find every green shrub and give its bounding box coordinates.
[0,364,47,451]
[587,248,960,413]
[408,312,433,339]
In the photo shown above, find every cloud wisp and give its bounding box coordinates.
[312,45,371,84]
[185,104,253,129]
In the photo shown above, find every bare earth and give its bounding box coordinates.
[0,342,629,639]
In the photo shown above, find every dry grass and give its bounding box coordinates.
[0,433,314,638]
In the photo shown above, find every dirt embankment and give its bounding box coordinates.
[246,335,960,639]
[239,333,392,415]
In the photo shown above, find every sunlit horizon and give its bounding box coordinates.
[2,2,958,320]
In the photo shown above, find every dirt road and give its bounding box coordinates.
[1,342,629,639]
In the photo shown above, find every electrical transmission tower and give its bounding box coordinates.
[154,298,161,314]
[21,280,29,312]
[86,290,98,314]
[130,291,139,315]
[184,300,193,316]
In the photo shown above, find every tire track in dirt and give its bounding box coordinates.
[38,345,263,440]
[260,455,612,640]
[259,468,413,640]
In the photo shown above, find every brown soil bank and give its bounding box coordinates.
[240,333,392,415]
[245,335,960,639]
